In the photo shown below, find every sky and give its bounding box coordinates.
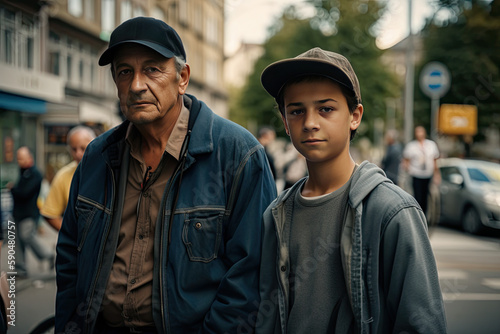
[224,0,436,55]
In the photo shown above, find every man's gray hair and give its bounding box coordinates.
[67,125,97,146]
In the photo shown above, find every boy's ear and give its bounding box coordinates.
[350,104,363,131]
[281,113,290,136]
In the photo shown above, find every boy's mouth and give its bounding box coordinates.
[302,138,325,144]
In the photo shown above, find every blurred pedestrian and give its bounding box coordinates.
[41,125,96,231]
[257,126,277,180]
[56,17,276,334]
[7,147,53,278]
[381,129,402,185]
[403,126,441,215]
[257,47,447,333]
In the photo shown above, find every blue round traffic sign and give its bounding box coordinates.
[419,62,451,99]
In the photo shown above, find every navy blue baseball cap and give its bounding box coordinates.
[99,16,186,66]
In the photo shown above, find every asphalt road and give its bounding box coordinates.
[2,224,500,333]
[430,225,500,334]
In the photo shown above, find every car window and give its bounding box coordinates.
[441,166,461,182]
[468,167,492,182]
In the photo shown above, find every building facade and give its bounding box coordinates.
[0,0,226,193]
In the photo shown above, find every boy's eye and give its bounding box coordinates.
[288,109,304,116]
[319,106,334,113]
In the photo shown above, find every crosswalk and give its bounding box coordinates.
[439,269,500,301]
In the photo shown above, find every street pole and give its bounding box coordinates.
[404,0,414,144]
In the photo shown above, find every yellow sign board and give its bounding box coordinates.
[438,104,477,135]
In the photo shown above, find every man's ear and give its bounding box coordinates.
[178,64,191,95]
[350,104,363,131]
[281,113,290,136]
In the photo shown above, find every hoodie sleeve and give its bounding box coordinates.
[381,205,447,334]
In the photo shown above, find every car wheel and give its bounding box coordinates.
[462,206,483,235]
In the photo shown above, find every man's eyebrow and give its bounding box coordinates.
[285,98,338,108]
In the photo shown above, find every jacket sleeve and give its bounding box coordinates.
[202,146,277,334]
[381,206,447,334]
[55,164,81,333]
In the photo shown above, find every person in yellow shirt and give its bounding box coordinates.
[41,126,96,230]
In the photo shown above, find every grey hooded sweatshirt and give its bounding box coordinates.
[257,161,447,334]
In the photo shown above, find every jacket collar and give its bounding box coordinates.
[100,94,215,167]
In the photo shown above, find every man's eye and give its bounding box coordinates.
[146,67,160,73]
[118,69,131,76]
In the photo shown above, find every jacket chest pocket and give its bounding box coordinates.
[75,195,106,251]
[182,212,223,263]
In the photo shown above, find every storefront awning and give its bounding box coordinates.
[0,92,46,114]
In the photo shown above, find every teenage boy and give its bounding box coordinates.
[257,47,447,334]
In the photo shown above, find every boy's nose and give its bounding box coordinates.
[303,111,320,131]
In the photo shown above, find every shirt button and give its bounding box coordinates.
[280,266,287,272]
[195,222,202,229]
[139,235,144,240]
[130,278,136,284]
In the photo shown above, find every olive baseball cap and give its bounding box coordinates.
[261,47,361,103]
[98,16,186,66]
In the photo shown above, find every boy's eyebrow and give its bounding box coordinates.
[285,98,337,108]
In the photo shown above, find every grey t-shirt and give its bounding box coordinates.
[286,175,356,334]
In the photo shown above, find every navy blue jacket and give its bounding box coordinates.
[55,95,277,333]
[11,165,42,222]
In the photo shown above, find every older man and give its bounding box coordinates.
[41,126,96,231]
[55,17,276,334]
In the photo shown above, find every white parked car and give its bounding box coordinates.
[438,158,500,234]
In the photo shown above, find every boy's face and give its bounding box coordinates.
[281,77,362,164]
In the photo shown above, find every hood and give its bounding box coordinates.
[349,161,391,208]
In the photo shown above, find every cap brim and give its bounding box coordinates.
[98,40,177,66]
[261,58,354,98]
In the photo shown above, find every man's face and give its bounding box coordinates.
[415,126,427,141]
[281,77,362,165]
[16,148,33,169]
[68,131,93,163]
[112,44,189,125]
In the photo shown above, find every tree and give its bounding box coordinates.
[231,0,399,140]
[416,0,500,141]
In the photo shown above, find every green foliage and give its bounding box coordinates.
[416,0,500,139]
[231,0,400,139]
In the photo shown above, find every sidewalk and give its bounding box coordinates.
[1,219,58,292]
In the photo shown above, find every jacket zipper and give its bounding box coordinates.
[84,165,115,333]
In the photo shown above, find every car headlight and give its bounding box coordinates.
[484,191,500,206]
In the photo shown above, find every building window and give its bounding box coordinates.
[151,6,164,21]
[49,52,60,76]
[67,55,73,81]
[101,0,116,40]
[3,29,13,64]
[79,59,84,82]
[26,37,34,69]
[120,0,132,23]
[194,6,202,33]
[68,0,83,17]
[206,16,218,45]
[133,5,145,17]
[84,0,95,21]
[205,58,218,85]
[179,0,188,24]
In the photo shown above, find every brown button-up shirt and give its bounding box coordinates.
[101,105,189,327]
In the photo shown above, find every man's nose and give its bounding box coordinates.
[131,72,148,93]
